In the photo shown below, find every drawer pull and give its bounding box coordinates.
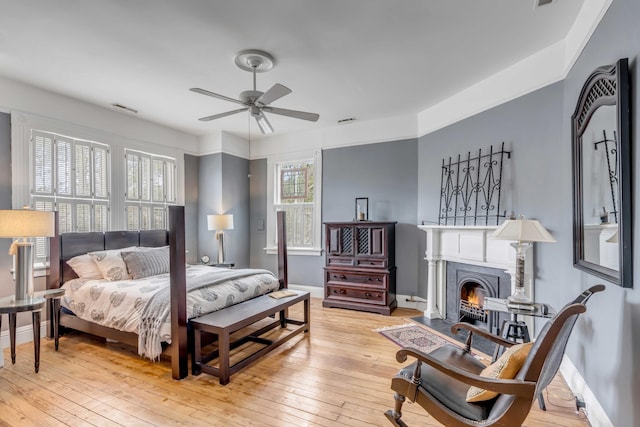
[340,274,347,279]
[367,277,372,281]
[340,289,346,294]
[365,292,372,297]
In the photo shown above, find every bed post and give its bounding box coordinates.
[48,210,60,291]
[277,211,288,289]
[47,210,60,339]
[169,205,188,380]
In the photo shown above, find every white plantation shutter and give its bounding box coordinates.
[94,145,109,199]
[152,158,164,202]
[125,149,176,230]
[127,205,139,230]
[30,130,111,260]
[75,143,92,198]
[57,201,73,234]
[32,198,54,259]
[94,203,109,232]
[33,131,54,194]
[56,137,73,196]
[126,152,140,200]
[141,156,150,201]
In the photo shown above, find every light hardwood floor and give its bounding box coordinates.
[0,297,589,426]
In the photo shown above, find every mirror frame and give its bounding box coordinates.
[572,58,632,287]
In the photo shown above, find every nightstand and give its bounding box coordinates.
[206,263,235,268]
[0,288,65,373]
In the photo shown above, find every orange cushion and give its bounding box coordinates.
[466,341,533,402]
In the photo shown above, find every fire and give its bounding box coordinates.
[464,288,484,307]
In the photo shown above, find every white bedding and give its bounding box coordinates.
[61,265,280,358]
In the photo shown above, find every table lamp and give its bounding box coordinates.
[0,209,55,300]
[207,214,234,264]
[490,215,556,303]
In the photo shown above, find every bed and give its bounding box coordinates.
[47,206,289,379]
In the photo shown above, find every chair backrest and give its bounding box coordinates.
[487,285,604,421]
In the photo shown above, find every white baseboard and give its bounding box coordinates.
[396,293,428,311]
[560,355,613,427]
[288,283,324,298]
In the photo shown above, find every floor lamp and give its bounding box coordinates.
[0,210,55,300]
[207,214,234,264]
[491,216,556,303]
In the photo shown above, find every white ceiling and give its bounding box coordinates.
[0,0,584,140]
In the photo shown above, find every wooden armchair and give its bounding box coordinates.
[384,285,605,427]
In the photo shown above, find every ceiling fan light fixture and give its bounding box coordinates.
[255,112,273,134]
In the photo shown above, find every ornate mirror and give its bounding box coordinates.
[572,58,632,287]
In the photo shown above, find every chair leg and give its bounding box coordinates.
[384,392,408,427]
[538,393,547,411]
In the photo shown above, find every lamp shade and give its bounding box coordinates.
[0,210,55,238]
[491,217,556,243]
[207,214,234,231]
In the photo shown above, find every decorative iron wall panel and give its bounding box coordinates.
[438,143,511,226]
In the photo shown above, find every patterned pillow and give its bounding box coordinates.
[121,246,170,279]
[66,254,103,280]
[88,247,138,281]
[466,341,533,402]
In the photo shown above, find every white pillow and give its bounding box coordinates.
[66,254,103,280]
[88,246,138,281]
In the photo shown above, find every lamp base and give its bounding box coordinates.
[507,287,532,304]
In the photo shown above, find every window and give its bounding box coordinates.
[125,149,177,230]
[267,150,322,255]
[31,130,110,259]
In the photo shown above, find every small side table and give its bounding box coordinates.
[0,295,46,373]
[206,263,235,268]
[0,288,65,373]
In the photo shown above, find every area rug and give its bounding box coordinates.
[376,323,452,354]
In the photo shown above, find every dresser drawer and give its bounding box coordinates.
[326,256,354,267]
[325,285,387,305]
[325,270,388,289]
[355,258,387,268]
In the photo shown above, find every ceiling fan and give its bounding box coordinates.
[190,49,320,134]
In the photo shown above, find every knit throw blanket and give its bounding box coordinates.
[138,268,276,359]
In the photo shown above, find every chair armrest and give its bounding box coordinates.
[396,347,536,398]
[451,322,515,348]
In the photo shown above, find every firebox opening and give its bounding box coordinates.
[459,282,488,324]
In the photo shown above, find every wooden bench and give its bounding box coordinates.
[190,289,310,384]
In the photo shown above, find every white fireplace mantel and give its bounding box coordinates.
[418,225,534,320]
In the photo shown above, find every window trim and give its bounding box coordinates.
[265,149,322,256]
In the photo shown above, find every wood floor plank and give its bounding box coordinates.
[0,297,589,426]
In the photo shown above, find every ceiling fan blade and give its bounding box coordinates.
[254,110,274,134]
[262,106,320,122]
[190,88,245,106]
[255,83,292,106]
[198,107,248,122]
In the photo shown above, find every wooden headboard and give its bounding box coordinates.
[54,229,169,286]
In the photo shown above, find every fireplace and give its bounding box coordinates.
[446,262,510,334]
[417,225,536,334]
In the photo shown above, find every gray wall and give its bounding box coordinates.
[323,139,419,294]
[197,152,250,267]
[559,0,640,423]
[415,0,640,421]
[249,139,419,291]
[183,154,199,265]
[0,113,12,301]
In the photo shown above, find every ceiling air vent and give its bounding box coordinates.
[337,117,356,125]
[533,0,554,7]
[111,103,138,114]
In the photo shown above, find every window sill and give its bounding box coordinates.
[264,247,322,256]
